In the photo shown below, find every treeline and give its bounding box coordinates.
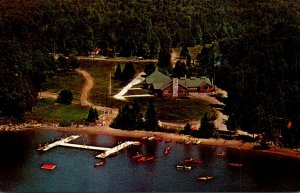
[215,4,300,147]
[3,0,295,58]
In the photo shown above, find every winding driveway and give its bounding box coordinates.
[76,69,94,107]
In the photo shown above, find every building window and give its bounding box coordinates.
[164,90,169,94]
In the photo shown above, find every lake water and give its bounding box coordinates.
[0,129,299,192]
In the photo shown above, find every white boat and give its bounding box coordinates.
[176,165,192,170]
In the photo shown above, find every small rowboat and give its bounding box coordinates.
[227,163,243,167]
[138,156,154,162]
[184,157,202,164]
[198,176,215,181]
[132,153,143,159]
[176,165,192,171]
[216,152,225,156]
[165,139,172,143]
[94,161,105,167]
[164,146,171,155]
[41,163,56,170]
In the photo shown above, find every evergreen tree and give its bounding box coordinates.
[180,45,189,58]
[186,54,191,67]
[114,63,122,80]
[198,113,216,138]
[144,63,156,76]
[94,108,99,120]
[141,43,150,59]
[122,62,135,80]
[173,60,186,78]
[145,100,159,131]
[86,107,96,123]
[183,123,192,135]
[157,48,171,70]
[135,112,144,130]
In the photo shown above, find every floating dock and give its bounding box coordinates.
[38,135,140,159]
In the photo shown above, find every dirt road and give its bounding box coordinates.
[76,69,94,107]
[171,48,180,67]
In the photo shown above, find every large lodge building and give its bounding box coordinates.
[145,71,215,97]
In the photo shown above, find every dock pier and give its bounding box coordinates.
[38,135,140,158]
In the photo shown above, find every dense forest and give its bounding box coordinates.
[0,0,299,146]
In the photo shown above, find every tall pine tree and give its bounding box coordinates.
[145,100,159,131]
[114,63,122,80]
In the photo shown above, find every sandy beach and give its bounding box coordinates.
[3,123,298,160]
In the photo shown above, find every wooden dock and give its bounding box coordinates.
[38,135,141,158]
[96,141,141,158]
[38,135,81,151]
[59,143,110,151]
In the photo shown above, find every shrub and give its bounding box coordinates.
[56,89,73,104]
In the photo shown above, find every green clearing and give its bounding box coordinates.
[41,57,213,123]
[42,70,84,101]
[27,98,88,122]
[188,45,202,60]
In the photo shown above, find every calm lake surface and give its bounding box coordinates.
[0,129,299,192]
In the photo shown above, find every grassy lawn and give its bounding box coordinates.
[27,98,89,122]
[42,70,84,101]
[127,97,214,123]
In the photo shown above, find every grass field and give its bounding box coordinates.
[189,45,202,60]
[42,70,84,101]
[27,98,89,122]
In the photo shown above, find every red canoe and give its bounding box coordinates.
[164,146,171,155]
[138,156,154,162]
[184,157,202,164]
[132,153,143,160]
[41,164,56,170]
[227,163,243,167]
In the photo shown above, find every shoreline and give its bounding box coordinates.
[2,123,299,160]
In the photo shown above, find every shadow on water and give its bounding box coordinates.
[0,130,37,191]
